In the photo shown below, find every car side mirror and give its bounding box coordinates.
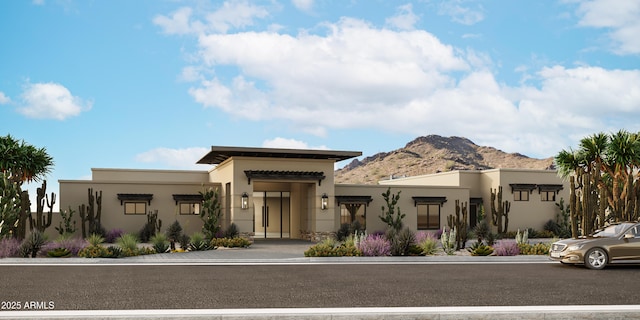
[624,233,634,239]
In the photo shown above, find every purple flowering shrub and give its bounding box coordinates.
[357,234,392,256]
[493,239,520,256]
[0,237,21,258]
[105,229,125,243]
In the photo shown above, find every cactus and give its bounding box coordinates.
[440,227,457,255]
[0,172,22,238]
[139,210,162,242]
[447,200,468,250]
[79,188,103,238]
[55,206,77,235]
[490,186,510,234]
[29,180,55,233]
[379,188,405,232]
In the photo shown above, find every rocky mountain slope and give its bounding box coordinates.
[334,135,555,184]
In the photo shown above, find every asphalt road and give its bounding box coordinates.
[2,262,639,310]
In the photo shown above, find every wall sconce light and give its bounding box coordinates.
[241,192,249,210]
[321,193,328,210]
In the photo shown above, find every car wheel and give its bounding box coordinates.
[585,248,608,270]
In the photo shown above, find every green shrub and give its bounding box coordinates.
[166,220,183,250]
[210,237,251,248]
[116,233,139,252]
[178,234,190,251]
[408,244,423,256]
[518,242,551,255]
[304,241,361,257]
[78,245,109,258]
[87,233,105,247]
[224,223,239,238]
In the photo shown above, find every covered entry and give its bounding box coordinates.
[196,146,362,241]
[253,191,290,238]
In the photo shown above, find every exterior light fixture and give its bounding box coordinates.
[241,192,249,210]
[321,193,328,210]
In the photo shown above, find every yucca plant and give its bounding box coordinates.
[116,233,139,256]
[150,233,169,253]
[189,232,209,251]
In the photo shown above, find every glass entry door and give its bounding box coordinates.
[253,191,290,238]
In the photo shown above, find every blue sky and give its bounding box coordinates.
[1,0,639,208]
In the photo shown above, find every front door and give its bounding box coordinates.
[253,191,290,238]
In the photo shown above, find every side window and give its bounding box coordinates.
[179,202,201,215]
[540,191,555,202]
[514,190,529,201]
[124,202,146,215]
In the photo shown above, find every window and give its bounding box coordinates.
[118,194,153,215]
[173,194,204,215]
[540,191,555,202]
[179,202,201,215]
[124,202,146,215]
[417,204,440,230]
[514,190,529,201]
[340,203,366,228]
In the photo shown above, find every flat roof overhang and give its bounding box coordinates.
[196,146,362,165]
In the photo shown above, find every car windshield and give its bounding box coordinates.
[591,223,634,237]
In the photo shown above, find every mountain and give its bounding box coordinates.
[334,135,555,184]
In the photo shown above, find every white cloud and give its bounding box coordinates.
[292,0,314,13]
[153,1,269,35]
[262,137,327,150]
[191,17,468,125]
[0,92,10,104]
[153,7,200,35]
[573,0,640,54]
[135,147,210,169]
[437,1,484,26]
[385,4,419,31]
[18,82,92,120]
[160,7,640,158]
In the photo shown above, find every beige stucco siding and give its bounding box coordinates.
[335,184,469,232]
[92,168,210,183]
[481,169,569,231]
[59,169,219,238]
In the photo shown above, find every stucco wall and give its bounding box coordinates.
[59,169,219,239]
[335,184,469,233]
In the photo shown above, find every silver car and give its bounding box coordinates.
[549,222,640,269]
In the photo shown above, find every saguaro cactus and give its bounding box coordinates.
[79,188,103,238]
[447,199,468,250]
[29,180,56,233]
[490,186,510,234]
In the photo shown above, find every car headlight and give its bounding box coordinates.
[567,244,584,251]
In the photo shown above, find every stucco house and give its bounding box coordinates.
[57,146,568,241]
